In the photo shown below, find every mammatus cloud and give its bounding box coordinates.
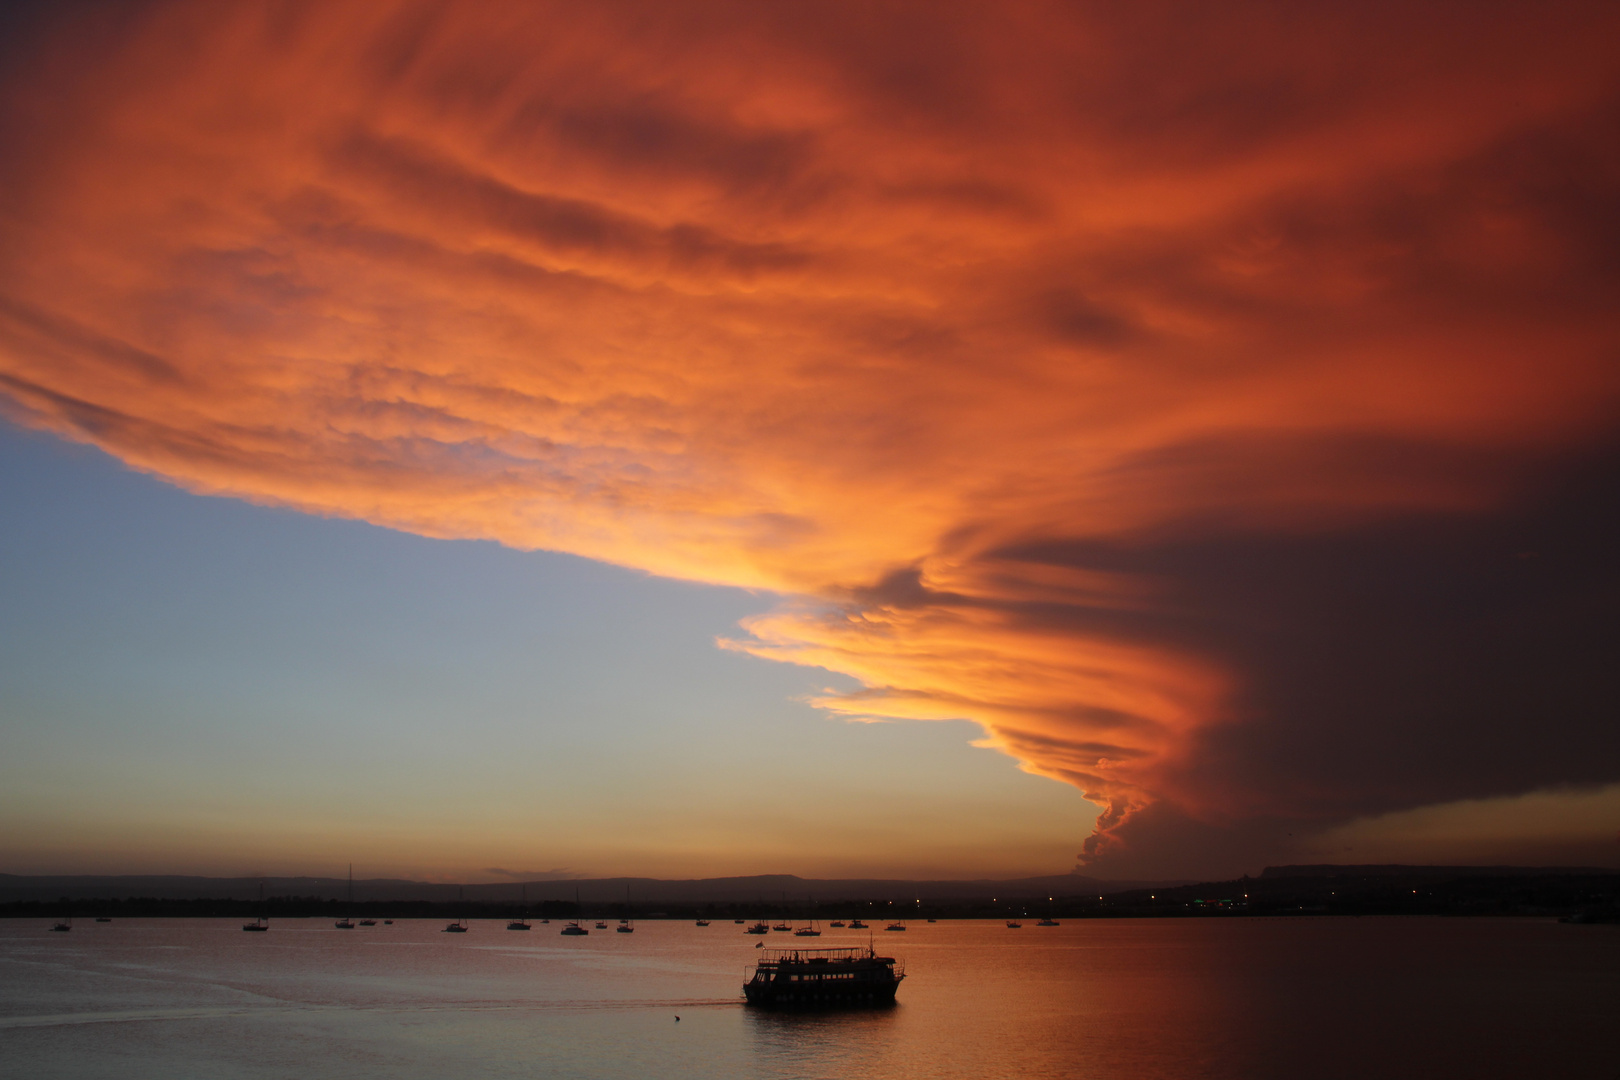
[2,1,1618,873]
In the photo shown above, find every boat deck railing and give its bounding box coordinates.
[753,945,890,965]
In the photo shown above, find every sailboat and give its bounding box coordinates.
[508,884,532,930]
[350,867,376,924]
[885,917,907,931]
[617,885,635,932]
[335,865,355,929]
[243,882,269,931]
[794,899,821,936]
[561,887,589,935]
[51,915,71,932]
[444,886,469,932]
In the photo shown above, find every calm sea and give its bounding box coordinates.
[1,917,1613,1078]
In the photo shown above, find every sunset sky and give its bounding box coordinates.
[2,0,1617,882]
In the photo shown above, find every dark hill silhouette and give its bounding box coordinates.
[0,871,1169,905]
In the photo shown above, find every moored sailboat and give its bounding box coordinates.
[561,886,589,935]
[615,885,635,932]
[508,884,531,930]
[444,886,469,932]
[243,882,269,931]
[335,865,356,929]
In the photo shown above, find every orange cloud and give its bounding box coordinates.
[3,0,1619,866]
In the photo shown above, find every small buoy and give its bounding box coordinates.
[675,1016,680,1021]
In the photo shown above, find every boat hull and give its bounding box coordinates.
[743,980,900,1008]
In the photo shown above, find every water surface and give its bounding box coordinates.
[2,917,1613,1078]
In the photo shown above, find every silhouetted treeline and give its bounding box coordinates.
[3,870,1615,920]
[1086,871,1620,920]
[0,896,593,919]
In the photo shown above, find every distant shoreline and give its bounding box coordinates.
[4,865,1614,921]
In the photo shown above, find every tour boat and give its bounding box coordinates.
[743,946,904,1008]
